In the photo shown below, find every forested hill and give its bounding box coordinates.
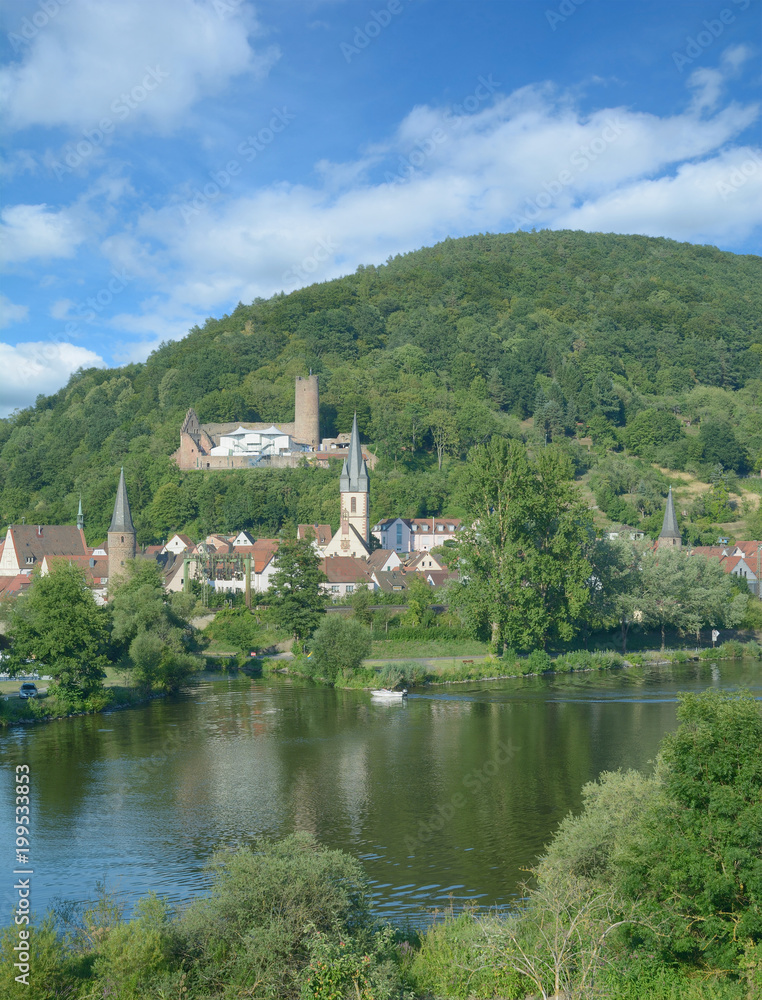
[2,230,761,545]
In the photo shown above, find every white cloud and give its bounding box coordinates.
[113,73,760,323]
[0,340,104,416]
[49,298,74,320]
[0,0,279,133]
[0,203,86,266]
[0,294,29,328]
[554,148,762,245]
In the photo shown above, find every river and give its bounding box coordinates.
[1,659,760,926]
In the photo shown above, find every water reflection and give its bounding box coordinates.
[1,661,759,924]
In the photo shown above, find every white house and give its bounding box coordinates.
[162,533,193,555]
[408,518,462,552]
[320,557,375,600]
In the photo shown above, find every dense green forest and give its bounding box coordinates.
[2,230,761,545]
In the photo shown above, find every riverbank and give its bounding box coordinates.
[0,665,185,727]
[266,639,762,690]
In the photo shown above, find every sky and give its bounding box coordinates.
[0,0,760,417]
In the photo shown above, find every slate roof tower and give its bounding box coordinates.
[339,413,370,544]
[108,468,136,589]
[657,487,682,550]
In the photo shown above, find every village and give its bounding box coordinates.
[0,410,759,611]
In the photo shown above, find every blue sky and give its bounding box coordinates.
[0,0,760,416]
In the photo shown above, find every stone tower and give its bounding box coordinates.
[657,487,682,550]
[339,413,370,544]
[294,374,319,451]
[108,468,136,589]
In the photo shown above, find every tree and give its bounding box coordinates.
[109,559,196,692]
[699,419,748,473]
[349,582,374,627]
[308,615,371,680]
[265,535,327,642]
[583,538,639,653]
[630,547,747,648]
[616,690,762,968]
[429,399,458,470]
[7,562,109,699]
[622,408,683,457]
[451,439,593,652]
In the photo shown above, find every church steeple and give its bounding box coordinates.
[657,487,682,549]
[339,413,370,544]
[339,413,369,494]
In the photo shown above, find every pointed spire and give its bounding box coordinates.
[340,413,369,493]
[109,468,134,533]
[77,494,84,531]
[659,487,680,540]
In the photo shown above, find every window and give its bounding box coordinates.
[331,585,339,592]
[346,585,354,593]
[351,497,356,513]
[437,525,444,532]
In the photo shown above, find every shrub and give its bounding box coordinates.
[310,617,372,681]
[717,639,744,659]
[204,607,263,650]
[406,913,527,999]
[176,833,374,997]
[526,649,552,673]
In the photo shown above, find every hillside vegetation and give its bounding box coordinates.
[1,230,761,545]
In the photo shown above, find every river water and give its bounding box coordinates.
[1,660,760,926]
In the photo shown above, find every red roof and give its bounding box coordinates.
[320,557,374,584]
[252,539,279,574]
[0,573,33,596]
[298,524,333,546]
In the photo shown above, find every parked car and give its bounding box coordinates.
[18,682,38,699]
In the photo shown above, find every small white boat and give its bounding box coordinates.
[370,688,408,700]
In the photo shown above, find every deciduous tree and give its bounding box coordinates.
[265,534,327,641]
[7,562,109,699]
[451,439,593,652]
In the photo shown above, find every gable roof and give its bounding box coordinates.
[0,573,33,596]
[320,556,374,584]
[732,540,761,560]
[298,524,333,546]
[43,553,109,586]
[424,569,458,587]
[251,539,279,574]
[5,524,88,567]
[367,549,402,570]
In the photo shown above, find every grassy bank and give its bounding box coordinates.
[334,640,762,690]
[0,664,205,727]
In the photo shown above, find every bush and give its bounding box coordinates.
[309,616,372,681]
[406,913,527,999]
[204,607,263,650]
[526,649,552,673]
[176,833,375,998]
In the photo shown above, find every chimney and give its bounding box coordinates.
[37,526,42,538]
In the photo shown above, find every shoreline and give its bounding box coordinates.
[2,642,758,727]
